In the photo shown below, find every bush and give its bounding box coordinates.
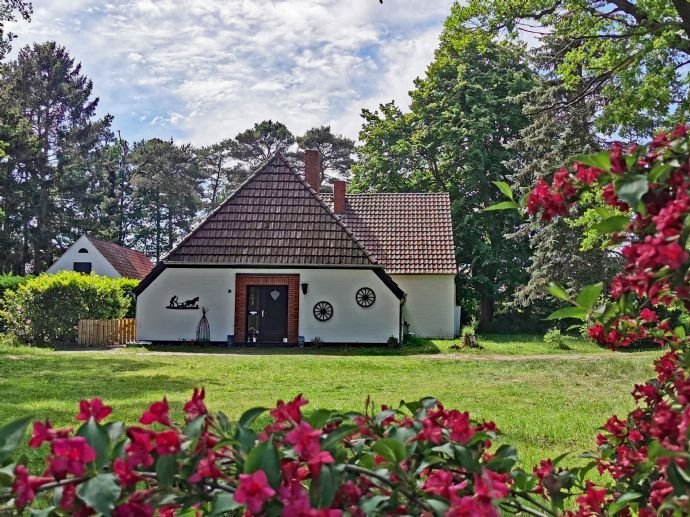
[0,271,134,345]
[0,274,31,300]
[543,328,570,350]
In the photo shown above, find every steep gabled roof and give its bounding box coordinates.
[164,154,378,266]
[321,192,457,275]
[85,236,154,280]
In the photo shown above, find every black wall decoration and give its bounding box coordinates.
[196,307,210,342]
[166,295,200,309]
[356,287,376,307]
[313,301,333,321]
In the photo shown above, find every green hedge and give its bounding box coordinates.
[0,272,138,345]
[0,274,31,300]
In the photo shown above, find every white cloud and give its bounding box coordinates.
[7,0,455,144]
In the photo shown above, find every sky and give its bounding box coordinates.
[7,0,456,146]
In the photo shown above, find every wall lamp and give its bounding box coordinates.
[301,283,309,295]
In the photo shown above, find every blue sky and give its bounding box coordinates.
[8,1,455,145]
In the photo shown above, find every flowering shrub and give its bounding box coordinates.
[3,129,690,515]
[492,125,690,514]
[0,392,541,515]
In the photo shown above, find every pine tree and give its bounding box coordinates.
[0,41,112,273]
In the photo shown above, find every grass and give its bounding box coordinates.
[0,334,659,471]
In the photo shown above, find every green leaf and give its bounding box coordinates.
[547,283,569,301]
[310,464,337,508]
[184,415,206,440]
[609,492,642,515]
[593,215,629,234]
[371,438,407,464]
[30,508,56,517]
[155,453,177,489]
[545,306,589,321]
[76,474,121,516]
[244,440,281,489]
[0,417,31,464]
[615,175,648,209]
[321,424,358,451]
[104,422,124,444]
[486,444,517,473]
[238,407,268,429]
[572,151,611,171]
[210,493,241,516]
[484,200,520,211]
[307,409,333,429]
[575,283,604,311]
[77,418,110,470]
[649,163,672,183]
[675,326,686,339]
[493,181,514,201]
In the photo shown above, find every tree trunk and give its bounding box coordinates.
[478,293,494,332]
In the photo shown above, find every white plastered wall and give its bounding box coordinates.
[135,267,401,343]
[392,274,456,339]
[46,235,121,278]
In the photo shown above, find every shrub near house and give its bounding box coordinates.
[1,271,138,345]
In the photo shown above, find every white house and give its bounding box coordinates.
[47,235,153,280]
[133,151,457,345]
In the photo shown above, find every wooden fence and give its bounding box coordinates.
[78,319,136,346]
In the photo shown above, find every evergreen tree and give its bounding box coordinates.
[198,139,247,210]
[295,126,355,183]
[0,41,112,273]
[130,138,203,262]
[232,120,295,171]
[507,40,623,311]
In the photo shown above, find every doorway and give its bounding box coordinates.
[246,285,288,343]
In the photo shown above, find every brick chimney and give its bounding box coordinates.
[304,149,321,192]
[333,180,346,214]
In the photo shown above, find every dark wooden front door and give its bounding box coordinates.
[246,285,288,343]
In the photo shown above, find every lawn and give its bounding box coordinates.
[0,334,659,471]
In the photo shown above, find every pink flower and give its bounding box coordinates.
[139,398,171,427]
[76,398,112,423]
[640,308,659,322]
[235,470,276,514]
[188,451,223,483]
[12,465,52,509]
[575,482,607,513]
[155,430,181,455]
[113,457,141,486]
[474,469,510,501]
[125,427,156,468]
[112,500,154,517]
[610,142,626,173]
[29,419,71,448]
[47,437,96,479]
[270,394,307,423]
[184,388,208,421]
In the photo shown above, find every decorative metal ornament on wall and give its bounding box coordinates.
[270,289,280,301]
[166,295,200,309]
[313,301,333,322]
[196,307,210,342]
[355,287,376,308]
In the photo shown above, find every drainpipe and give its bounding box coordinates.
[399,294,407,344]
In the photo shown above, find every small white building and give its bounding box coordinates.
[47,235,153,280]
[134,151,457,345]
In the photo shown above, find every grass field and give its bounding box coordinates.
[0,335,658,470]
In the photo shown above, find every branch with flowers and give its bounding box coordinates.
[2,129,690,515]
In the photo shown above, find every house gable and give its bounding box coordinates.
[164,153,377,267]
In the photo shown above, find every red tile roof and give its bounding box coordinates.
[164,154,377,266]
[86,236,154,280]
[321,193,457,274]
